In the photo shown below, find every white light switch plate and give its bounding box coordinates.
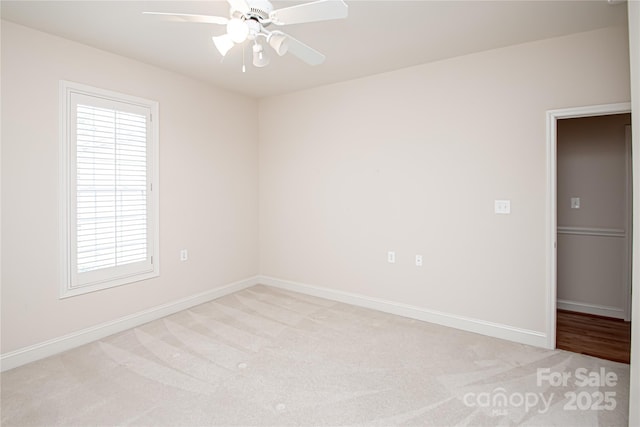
[571,197,580,209]
[494,200,511,214]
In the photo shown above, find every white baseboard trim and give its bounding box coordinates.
[259,276,548,348]
[1,276,259,372]
[557,299,625,319]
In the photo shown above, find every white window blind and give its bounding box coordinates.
[60,82,159,298]
[75,104,148,272]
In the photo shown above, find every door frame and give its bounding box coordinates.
[626,124,633,321]
[546,102,632,349]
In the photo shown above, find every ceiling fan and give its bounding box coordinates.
[144,0,348,69]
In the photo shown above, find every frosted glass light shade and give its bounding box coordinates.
[268,31,289,56]
[227,18,249,43]
[213,34,234,56]
[253,43,270,67]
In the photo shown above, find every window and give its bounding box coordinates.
[60,81,159,298]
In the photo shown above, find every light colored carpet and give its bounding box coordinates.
[1,285,629,426]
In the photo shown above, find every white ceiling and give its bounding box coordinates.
[1,0,628,98]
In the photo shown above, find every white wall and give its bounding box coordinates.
[556,114,632,319]
[1,21,259,354]
[259,26,630,337]
[557,115,631,229]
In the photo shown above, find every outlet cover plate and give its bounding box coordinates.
[387,251,396,263]
[494,200,511,214]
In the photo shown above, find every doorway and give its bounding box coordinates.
[555,114,632,363]
[546,103,632,360]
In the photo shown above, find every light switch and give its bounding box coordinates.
[494,200,511,214]
[571,197,580,209]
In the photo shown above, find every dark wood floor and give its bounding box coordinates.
[556,310,631,364]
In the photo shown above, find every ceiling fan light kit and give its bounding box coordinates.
[267,31,289,56]
[212,34,235,57]
[145,0,348,70]
[252,42,270,67]
[227,17,250,43]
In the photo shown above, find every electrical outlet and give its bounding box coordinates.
[180,249,188,261]
[387,251,396,263]
[494,200,511,214]
[415,255,423,267]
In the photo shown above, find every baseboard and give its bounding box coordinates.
[557,299,625,319]
[0,276,260,372]
[1,275,551,372]
[259,276,548,348]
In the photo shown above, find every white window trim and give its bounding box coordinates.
[59,81,160,298]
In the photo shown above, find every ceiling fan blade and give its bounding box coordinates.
[227,0,250,15]
[269,0,348,26]
[283,34,326,66]
[143,12,228,25]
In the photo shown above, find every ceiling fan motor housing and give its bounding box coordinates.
[244,0,274,22]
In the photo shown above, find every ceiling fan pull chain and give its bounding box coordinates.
[242,44,247,73]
